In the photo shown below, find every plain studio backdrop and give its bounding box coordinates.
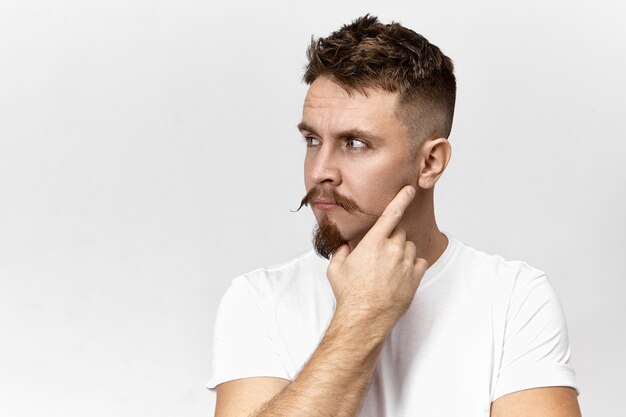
[1,0,624,416]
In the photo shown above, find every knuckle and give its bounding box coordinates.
[415,258,429,270]
[395,245,407,259]
[386,244,404,261]
[390,237,404,249]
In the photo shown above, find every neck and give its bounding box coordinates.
[408,186,448,267]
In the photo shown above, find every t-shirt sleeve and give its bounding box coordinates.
[206,276,290,390]
[492,274,578,401]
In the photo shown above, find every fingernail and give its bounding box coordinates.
[406,186,416,197]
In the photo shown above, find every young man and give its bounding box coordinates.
[207,15,581,416]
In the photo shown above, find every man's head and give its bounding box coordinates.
[303,14,456,153]
[298,15,455,258]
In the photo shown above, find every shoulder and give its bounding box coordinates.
[441,237,577,400]
[229,249,331,303]
[448,235,547,292]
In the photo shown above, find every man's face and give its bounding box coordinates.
[299,77,418,247]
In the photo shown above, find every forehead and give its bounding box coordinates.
[301,77,404,135]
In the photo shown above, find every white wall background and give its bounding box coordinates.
[1,0,624,416]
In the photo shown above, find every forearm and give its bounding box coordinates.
[251,309,388,417]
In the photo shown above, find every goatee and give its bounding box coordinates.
[313,214,346,259]
[293,186,367,259]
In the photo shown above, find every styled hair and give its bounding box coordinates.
[304,15,456,152]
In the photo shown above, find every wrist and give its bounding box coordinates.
[330,304,394,345]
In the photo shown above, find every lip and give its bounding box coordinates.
[312,199,340,210]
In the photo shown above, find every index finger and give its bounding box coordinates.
[368,185,416,238]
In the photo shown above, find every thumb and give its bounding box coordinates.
[329,243,351,265]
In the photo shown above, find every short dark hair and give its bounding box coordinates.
[304,15,456,152]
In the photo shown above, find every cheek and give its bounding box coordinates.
[303,155,311,186]
[351,163,415,214]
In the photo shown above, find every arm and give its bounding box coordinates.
[215,186,427,417]
[214,309,384,417]
[490,386,581,417]
[215,377,289,417]
[248,306,389,417]
[490,273,580,416]
[214,308,389,417]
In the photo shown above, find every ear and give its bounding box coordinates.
[416,137,451,189]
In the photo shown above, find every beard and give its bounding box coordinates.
[295,186,380,259]
[312,213,347,259]
[294,186,360,259]
[295,185,416,259]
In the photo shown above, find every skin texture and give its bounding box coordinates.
[215,377,289,417]
[491,387,582,417]
[299,76,450,266]
[214,77,582,416]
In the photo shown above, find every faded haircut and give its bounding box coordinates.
[303,14,456,153]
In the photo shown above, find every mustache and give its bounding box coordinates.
[293,187,375,216]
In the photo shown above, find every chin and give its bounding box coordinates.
[331,218,373,243]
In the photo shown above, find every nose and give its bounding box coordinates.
[306,143,341,186]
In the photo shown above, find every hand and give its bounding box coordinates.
[327,185,429,335]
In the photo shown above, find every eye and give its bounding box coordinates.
[347,138,368,149]
[302,136,320,147]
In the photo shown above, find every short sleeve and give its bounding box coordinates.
[493,274,578,400]
[206,276,290,390]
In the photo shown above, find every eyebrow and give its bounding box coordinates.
[297,121,384,142]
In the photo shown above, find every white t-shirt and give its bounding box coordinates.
[207,234,578,415]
